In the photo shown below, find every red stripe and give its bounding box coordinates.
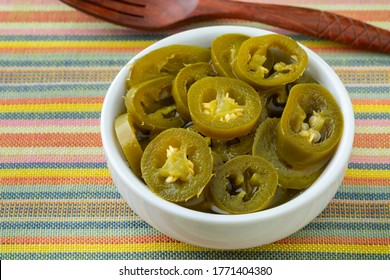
[0,11,99,23]
[343,177,390,186]
[0,133,102,147]
[0,177,113,185]
[1,97,104,105]
[353,99,390,105]
[353,133,390,148]
[0,47,145,54]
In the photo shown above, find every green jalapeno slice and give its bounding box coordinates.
[187,76,261,140]
[172,62,217,121]
[141,128,213,203]
[114,113,143,177]
[127,45,211,87]
[211,33,250,78]
[252,118,325,189]
[233,34,308,88]
[208,155,278,214]
[276,83,344,169]
[125,75,185,132]
[211,132,254,162]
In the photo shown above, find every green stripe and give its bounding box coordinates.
[1,251,388,260]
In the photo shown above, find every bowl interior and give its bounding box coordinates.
[101,26,355,224]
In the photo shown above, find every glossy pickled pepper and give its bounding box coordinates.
[208,155,278,214]
[211,33,250,78]
[187,76,262,140]
[141,128,213,203]
[172,62,217,121]
[276,83,344,169]
[233,34,308,88]
[125,75,185,131]
[252,118,325,190]
[114,35,343,215]
[127,44,211,87]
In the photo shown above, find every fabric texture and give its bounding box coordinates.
[0,0,389,259]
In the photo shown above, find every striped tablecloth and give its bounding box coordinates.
[1,0,389,259]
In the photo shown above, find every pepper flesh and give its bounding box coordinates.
[276,83,344,169]
[252,118,325,189]
[141,128,213,203]
[127,45,211,87]
[187,77,261,140]
[233,34,308,88]
[208,155,278,214]
[125,75,185,132]
[172,62,216,121]
[211,33,250,78]
[114,113,143,177]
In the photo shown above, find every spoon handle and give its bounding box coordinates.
[205,1,390,53]
[264,5,390,53]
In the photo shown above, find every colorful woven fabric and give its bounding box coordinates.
[0,0,389,260]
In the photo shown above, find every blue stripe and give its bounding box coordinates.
[334,192,390,201]
[320,54,390,67]
[0,221,151,230]
[1,221,388,230]
[2,190,388,201]
[346,86,390,94]
[0,112,101,120]
[355,113,390,119]
[0,83,109,93]
[0,162,107,169]
[348,163,390,170]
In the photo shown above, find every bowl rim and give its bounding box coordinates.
[101,25,355,225]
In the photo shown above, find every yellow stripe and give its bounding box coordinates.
[354,126,390,134]
[0,41,154,49]
[353,104,390,113]
[0,243,388,254]
[0,168,110,178]
[0,103,102,113]
[345,169,390,179]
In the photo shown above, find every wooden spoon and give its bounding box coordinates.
[61,0,390,53]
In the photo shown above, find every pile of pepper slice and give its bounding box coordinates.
[114,33,344,214]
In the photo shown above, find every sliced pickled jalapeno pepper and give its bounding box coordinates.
[211,132,254,162]
[115,33,340,214]
[259,85,288,121]
[141,128,213,203]
[114,113,143,177]
[125,75,185,132]
[211,33,250,78]
[172,62,217,121]
[127,45,211,87]
[233,34,308,88]
[208,155,278,214]
[276,83,344,169]
[252,118,325,189]
[187,76,261,140]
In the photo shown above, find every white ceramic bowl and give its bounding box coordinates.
[101,26,355,249]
